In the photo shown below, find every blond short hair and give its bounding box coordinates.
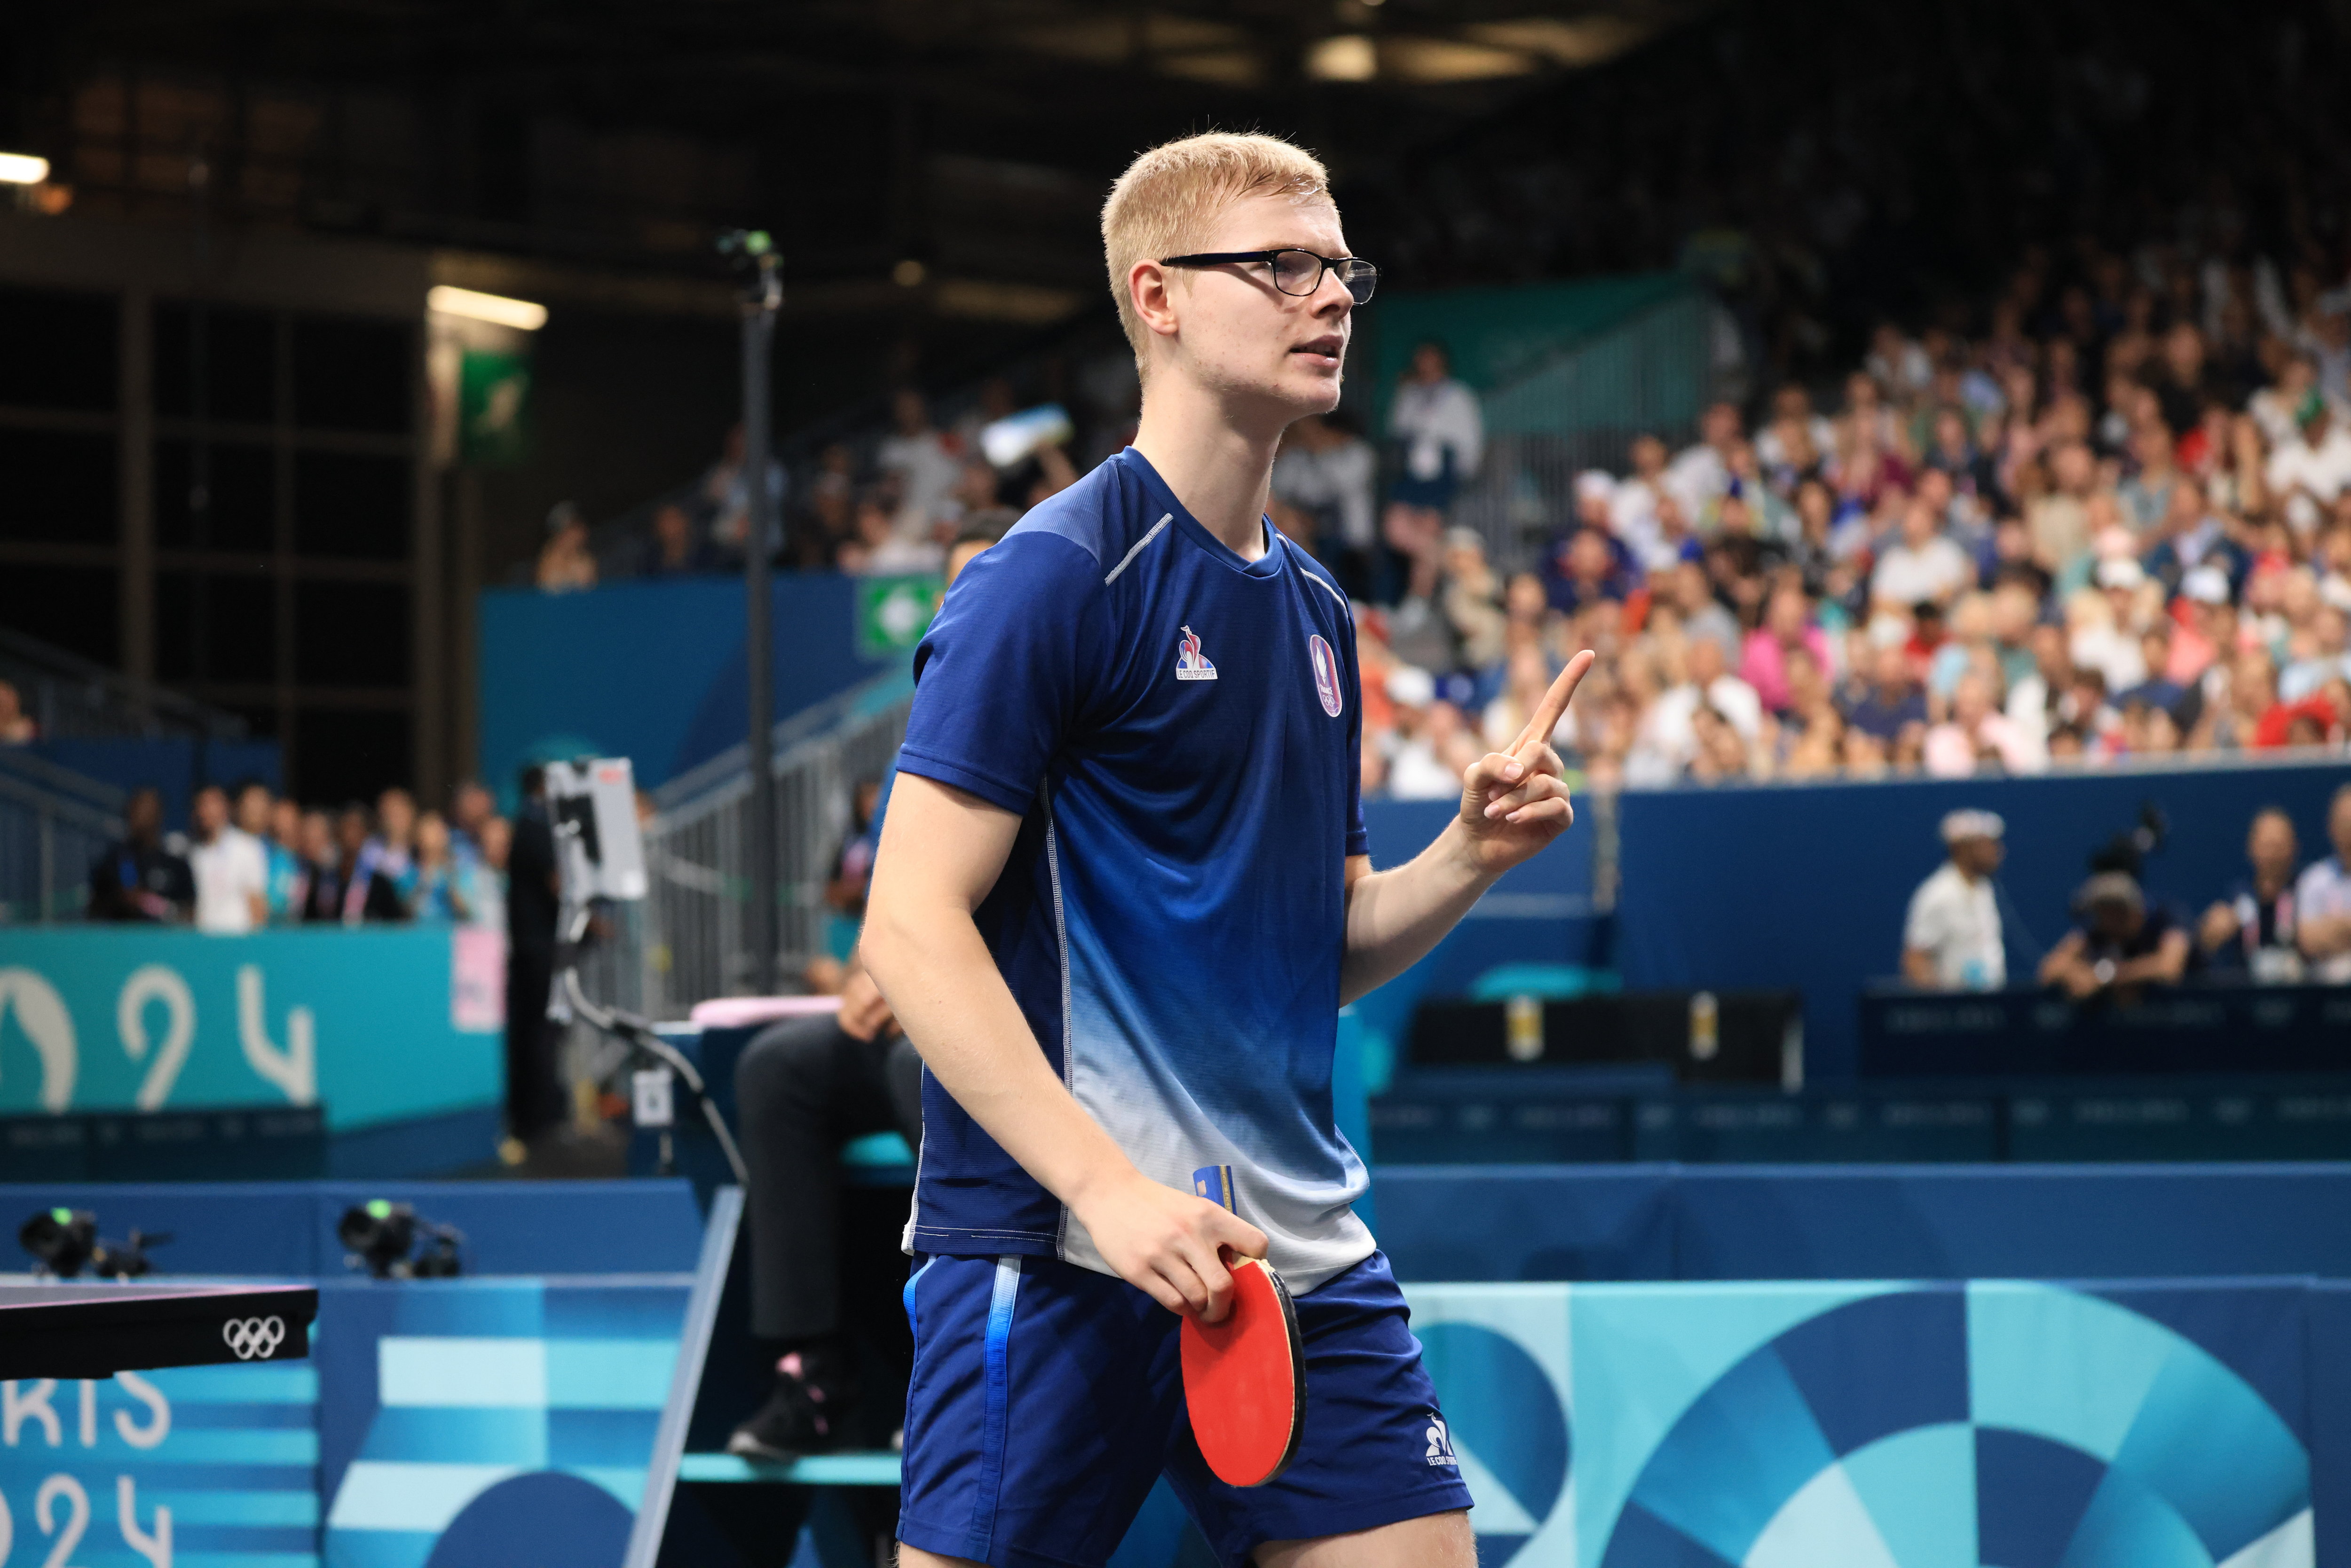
[1100,132,1333,374]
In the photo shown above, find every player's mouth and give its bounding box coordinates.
[1289,335,1344,369]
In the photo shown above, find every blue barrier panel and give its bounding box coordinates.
[0,927,501,1133]
[1616,759,2351,1082]
[1353,799,1602,1074]
[1376,1162,2351,1285]
[24,735,283,831]
[1407,1276,2323,1567]
[478,574,884,796]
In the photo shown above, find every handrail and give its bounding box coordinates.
[0,626,250,739]
[654,667,917,812]
[0,747,126,812]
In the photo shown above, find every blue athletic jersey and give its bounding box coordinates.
[893,447,1374,1291]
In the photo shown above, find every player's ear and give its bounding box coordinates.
[1129,260,1183,343]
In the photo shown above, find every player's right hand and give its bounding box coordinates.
[1072,1169,1270,1323]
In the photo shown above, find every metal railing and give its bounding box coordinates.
[0,627,249,741]
[0,752,125,923]
[628,671,915,1016]
[1445,287,1718,574]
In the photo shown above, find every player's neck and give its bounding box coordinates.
[1131,381,1281,562]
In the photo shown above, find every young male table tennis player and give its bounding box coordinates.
[863,131,1594,1568]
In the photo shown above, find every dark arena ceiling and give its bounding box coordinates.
[0,1,1700,319]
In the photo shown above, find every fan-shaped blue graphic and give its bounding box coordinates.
[1596,1286,2310,1568]
[425,1470,634,1568]
[1415,1322,1569,1564]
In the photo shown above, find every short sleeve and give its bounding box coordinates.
[1904,878,1945,952]
[899,532,1106,816]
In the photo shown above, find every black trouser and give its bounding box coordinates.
[735,1014,924,1341]
[503,944,567,1143]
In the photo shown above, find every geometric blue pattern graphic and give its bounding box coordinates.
[1590,1283,2312,1568]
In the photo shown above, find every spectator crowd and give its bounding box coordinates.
[1314,237,2351,800]
[88,777,511,935]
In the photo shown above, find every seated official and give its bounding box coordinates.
[1901,808,2006,990]
[2039,871,2195,1003]
[727,957,921,1460]
[2199,807,2304,983]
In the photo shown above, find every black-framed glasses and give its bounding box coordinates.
[1159,249,1379,305]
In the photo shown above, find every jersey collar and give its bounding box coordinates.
[1119,448,1286,578]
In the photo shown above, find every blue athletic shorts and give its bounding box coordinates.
[895,1248,1472,1568]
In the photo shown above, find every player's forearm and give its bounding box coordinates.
[1338,822,1496,1005]
[862,896,1144,1210]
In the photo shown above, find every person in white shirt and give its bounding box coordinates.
[1902,809,2007,990]
[1270,411,1378,592]
[187,782,268,935]
[2265,393,2351,536]
[1664,400,1743,523]
[1870,498,1974,614]
[2296,783,2351,984]
[1383,340,1483,603]
[1644,634,1763,767]
[875,388,964,544]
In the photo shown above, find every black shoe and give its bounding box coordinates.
[725,1349,857,1461]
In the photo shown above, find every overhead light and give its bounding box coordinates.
[893,258,928,288]
[1308,35,1378,81]
[427,284,548,331]
[0,152,51,185]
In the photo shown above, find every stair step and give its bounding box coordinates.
[679,1450,901,1486]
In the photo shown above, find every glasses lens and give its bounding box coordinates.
[1270,251,1321,296]
[1340,260,1378,305]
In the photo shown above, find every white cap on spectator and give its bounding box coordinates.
[1867,613,1911,649]
[1940,808,2005,844]
[2181,566,2231,605]
[1386,666,1437,709]
[1576,470,1618,505]
[2320,575,2351,614]
[2097,557,2146,591]
[2092,525,2138,560]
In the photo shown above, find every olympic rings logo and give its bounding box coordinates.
[221,1316,286,1361]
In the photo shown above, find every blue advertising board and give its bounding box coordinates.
[0,929,503,1131]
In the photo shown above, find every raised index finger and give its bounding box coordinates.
[1509,649,1598,759]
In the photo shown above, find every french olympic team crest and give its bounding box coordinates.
[1308,634,1344,716]
[1175,624,1218,681]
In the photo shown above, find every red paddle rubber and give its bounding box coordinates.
[1180,1255,1305,1487]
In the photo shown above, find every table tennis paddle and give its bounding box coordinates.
[1180,1164,1304,1488]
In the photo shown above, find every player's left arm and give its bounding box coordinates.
[1339,650,1595,1005]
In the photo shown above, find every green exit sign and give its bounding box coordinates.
[857,575,943,658]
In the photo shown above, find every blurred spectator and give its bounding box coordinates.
[462,816,510,931]
[1649,636,1761,768]
[1843,637,1929,743]
[88,787,190,922]
[292,809,335,920]
[1271,412,1378,597]
[1741,585,1832,713]
[2200,807,2305,983]
[2297,784,2351,984]
[1665,401,1744,523]
[310,804,406,924]
[369,788,421,909]
[642,502,715,577]
[449,780,496,861]
[237,782,300,923]
[876,388,962,545]
[1384,341,1484,604]
[1901,809,2006,990]
[703,423,787,562]
[840,491,945,576]
[2039,872,2194,1001]
[1924,672,2037,777]
[0,679,34,743]
[1871,499,1973,615]
[187,782,268,935]
[408,811,468,924]
[2267,393,2351,536]
[536,503,599,593]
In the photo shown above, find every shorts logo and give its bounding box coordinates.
[1307,634,1343,717]
[1175,625,1218,682]
[1424,1414,1458,1468]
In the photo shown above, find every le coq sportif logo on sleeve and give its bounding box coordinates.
[222,1316,286,1360]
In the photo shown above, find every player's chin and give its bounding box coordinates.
[1274,361,1344,411]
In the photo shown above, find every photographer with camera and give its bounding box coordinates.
[2038,804,2198,1004]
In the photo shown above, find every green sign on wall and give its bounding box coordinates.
[459,346,533,467]
[857,575,942,658]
